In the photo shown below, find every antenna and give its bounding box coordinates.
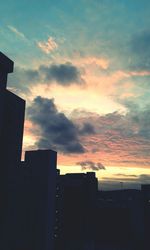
[120,181,123,190]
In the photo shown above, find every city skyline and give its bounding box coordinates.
[1,0,150,189]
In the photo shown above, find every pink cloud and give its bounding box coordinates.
[77,56,109,69]
[67,111,150,168]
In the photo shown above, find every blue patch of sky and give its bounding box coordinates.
[1,0,150,66]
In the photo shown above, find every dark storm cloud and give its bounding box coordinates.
[76,160,106,171]
[27,96,85,154]
[40,63,83,85]
[7,62,83,93]
[129,30,150,70]
[78,122,95,135]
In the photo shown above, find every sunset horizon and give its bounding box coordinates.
[1,0,150,189]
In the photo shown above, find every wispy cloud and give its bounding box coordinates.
[72,55,109,70]
[7,25,27,40]
[67,106,150,168]
[37,36,58,54]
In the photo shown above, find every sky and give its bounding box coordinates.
[1,0,150,189]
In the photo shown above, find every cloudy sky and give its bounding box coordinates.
[1,0,150,189]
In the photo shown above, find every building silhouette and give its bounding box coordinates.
[95,189,144,250]
[141,185,150,249]
[0,52,150,250]
[0,52,25,250]
[0,52,57,250]
[55,172,98,250]
[24,150,57,250]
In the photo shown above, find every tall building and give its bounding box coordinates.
[0,90,25,170]
[0,52,25,250]
[0,52,25,171]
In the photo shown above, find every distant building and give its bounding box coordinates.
[96,189,144,250]
[141,184,150,249]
